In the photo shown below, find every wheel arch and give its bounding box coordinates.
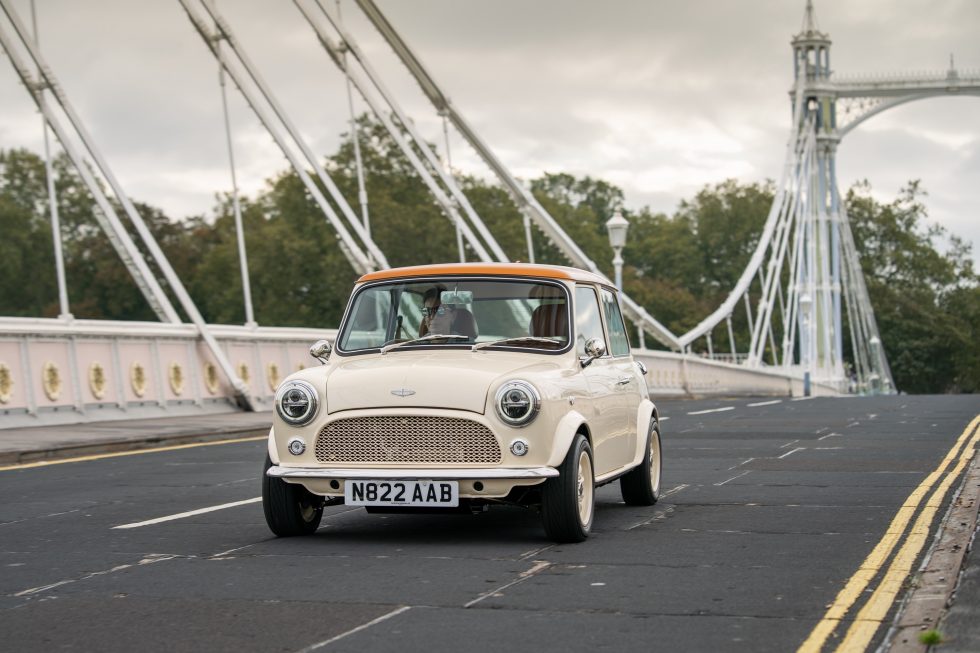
[545,409,589,467]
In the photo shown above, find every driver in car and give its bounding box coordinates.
[419,287,478,340]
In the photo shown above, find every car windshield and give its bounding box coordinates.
[337,278,571,354]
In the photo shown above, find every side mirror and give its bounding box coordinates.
[309,339,332,364]
[581,338,606,368]
[635,360,648,376]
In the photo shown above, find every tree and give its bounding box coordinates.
[846,181,977,393]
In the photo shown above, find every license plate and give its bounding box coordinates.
[345,480,459,507]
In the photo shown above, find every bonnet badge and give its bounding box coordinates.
[391,388,416,397]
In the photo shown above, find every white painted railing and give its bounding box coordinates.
[634,349,841,398]
[0,319,840,429]
[0,317,335,428]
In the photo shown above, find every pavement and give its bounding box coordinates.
[0,410,273,465]
[0,395,977,652]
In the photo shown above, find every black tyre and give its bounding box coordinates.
[620,421,662,506]
[541,433,594,543]
[262,454,323,536]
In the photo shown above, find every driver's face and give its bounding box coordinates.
[425,298,453,333]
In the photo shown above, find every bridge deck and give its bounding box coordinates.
[0,395,977,652]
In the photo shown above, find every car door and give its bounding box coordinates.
[574,285,625,476]
[600,287,641,465]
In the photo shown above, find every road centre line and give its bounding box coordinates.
[687,406,735,415]
[778,447,806,459]
[464,560,552,608]
[797,414,980,653]
[0,435,267,472]
[295,606,412,652]
[113,497,261,529]
[747,399,782,407]
[715,470,751,486]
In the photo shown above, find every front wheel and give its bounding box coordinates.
[541,433,594,543]
[262,455,323,536]
[620,421,662,506]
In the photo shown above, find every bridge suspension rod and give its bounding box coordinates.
[0,0,254,408]
[179,0,387,275]
[352,0,680,349]
[293,0,502,264]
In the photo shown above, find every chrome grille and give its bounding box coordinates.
[315,416,501,464]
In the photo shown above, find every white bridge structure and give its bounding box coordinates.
[0,1,977,427]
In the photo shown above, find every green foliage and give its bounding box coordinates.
[1,115,976,394]
[918,629,944,646]
[846,181,978,393]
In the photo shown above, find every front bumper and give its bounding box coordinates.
[266,466,558,480]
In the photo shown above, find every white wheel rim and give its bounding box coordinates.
[299,501,316,522]
[649,431,662,494]
[577,449,594,525]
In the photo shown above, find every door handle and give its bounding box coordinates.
[616,376,633,386]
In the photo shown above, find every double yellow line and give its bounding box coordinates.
[798,414,980,653]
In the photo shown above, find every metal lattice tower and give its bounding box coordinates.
[784,0,980,392]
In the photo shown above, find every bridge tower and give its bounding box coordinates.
[785,1,979,393]
[791,1,846,387]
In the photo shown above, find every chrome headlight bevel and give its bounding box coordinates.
[275,379,319,426]
[495,380,541,427]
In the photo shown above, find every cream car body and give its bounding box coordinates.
[263,263,663,542]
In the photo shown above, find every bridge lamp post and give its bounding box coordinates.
[606,210,629,291]
[800,293,813,397]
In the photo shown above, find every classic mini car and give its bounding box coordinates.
[262,263,663,542]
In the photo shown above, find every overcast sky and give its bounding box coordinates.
[1,0,978,264]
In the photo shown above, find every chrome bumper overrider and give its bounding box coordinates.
[266,466,558,480]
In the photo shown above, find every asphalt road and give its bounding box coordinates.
[1,395,976,652]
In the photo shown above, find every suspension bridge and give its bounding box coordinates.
[0,0,978,428]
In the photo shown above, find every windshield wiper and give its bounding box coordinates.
[380,333,470,354]
[471,336,562,352]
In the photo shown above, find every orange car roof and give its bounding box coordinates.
[357,263,611,287]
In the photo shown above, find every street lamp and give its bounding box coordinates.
[799,293,812,397]
[605,210,629,291]
[869,336,882,394]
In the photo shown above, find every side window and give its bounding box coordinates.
[575,286,606,357]
[600,288,630,356]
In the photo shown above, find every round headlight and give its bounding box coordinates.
[275,380,319,426]
[495,380,541,427]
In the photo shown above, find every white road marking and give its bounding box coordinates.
[626,485,687,530]
[747,399,782,407]
[517,544,555,561]
[687,406,735,415]
[715,471,751,486]
[778,447,807,459]
[780,439,800,448]
[791,396,816,401]
[818,432,843,441]
[14,555,177,597]
[661,484,690,498]
[295,606,412,652]
[464,561,552,608]
[112,497,261,530]
[728,458,756,470]
[659,416,670,421]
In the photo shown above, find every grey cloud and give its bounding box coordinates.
[0,0,977,261]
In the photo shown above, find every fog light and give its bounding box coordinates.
[510,439,529,456]
[287,437,306,456]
